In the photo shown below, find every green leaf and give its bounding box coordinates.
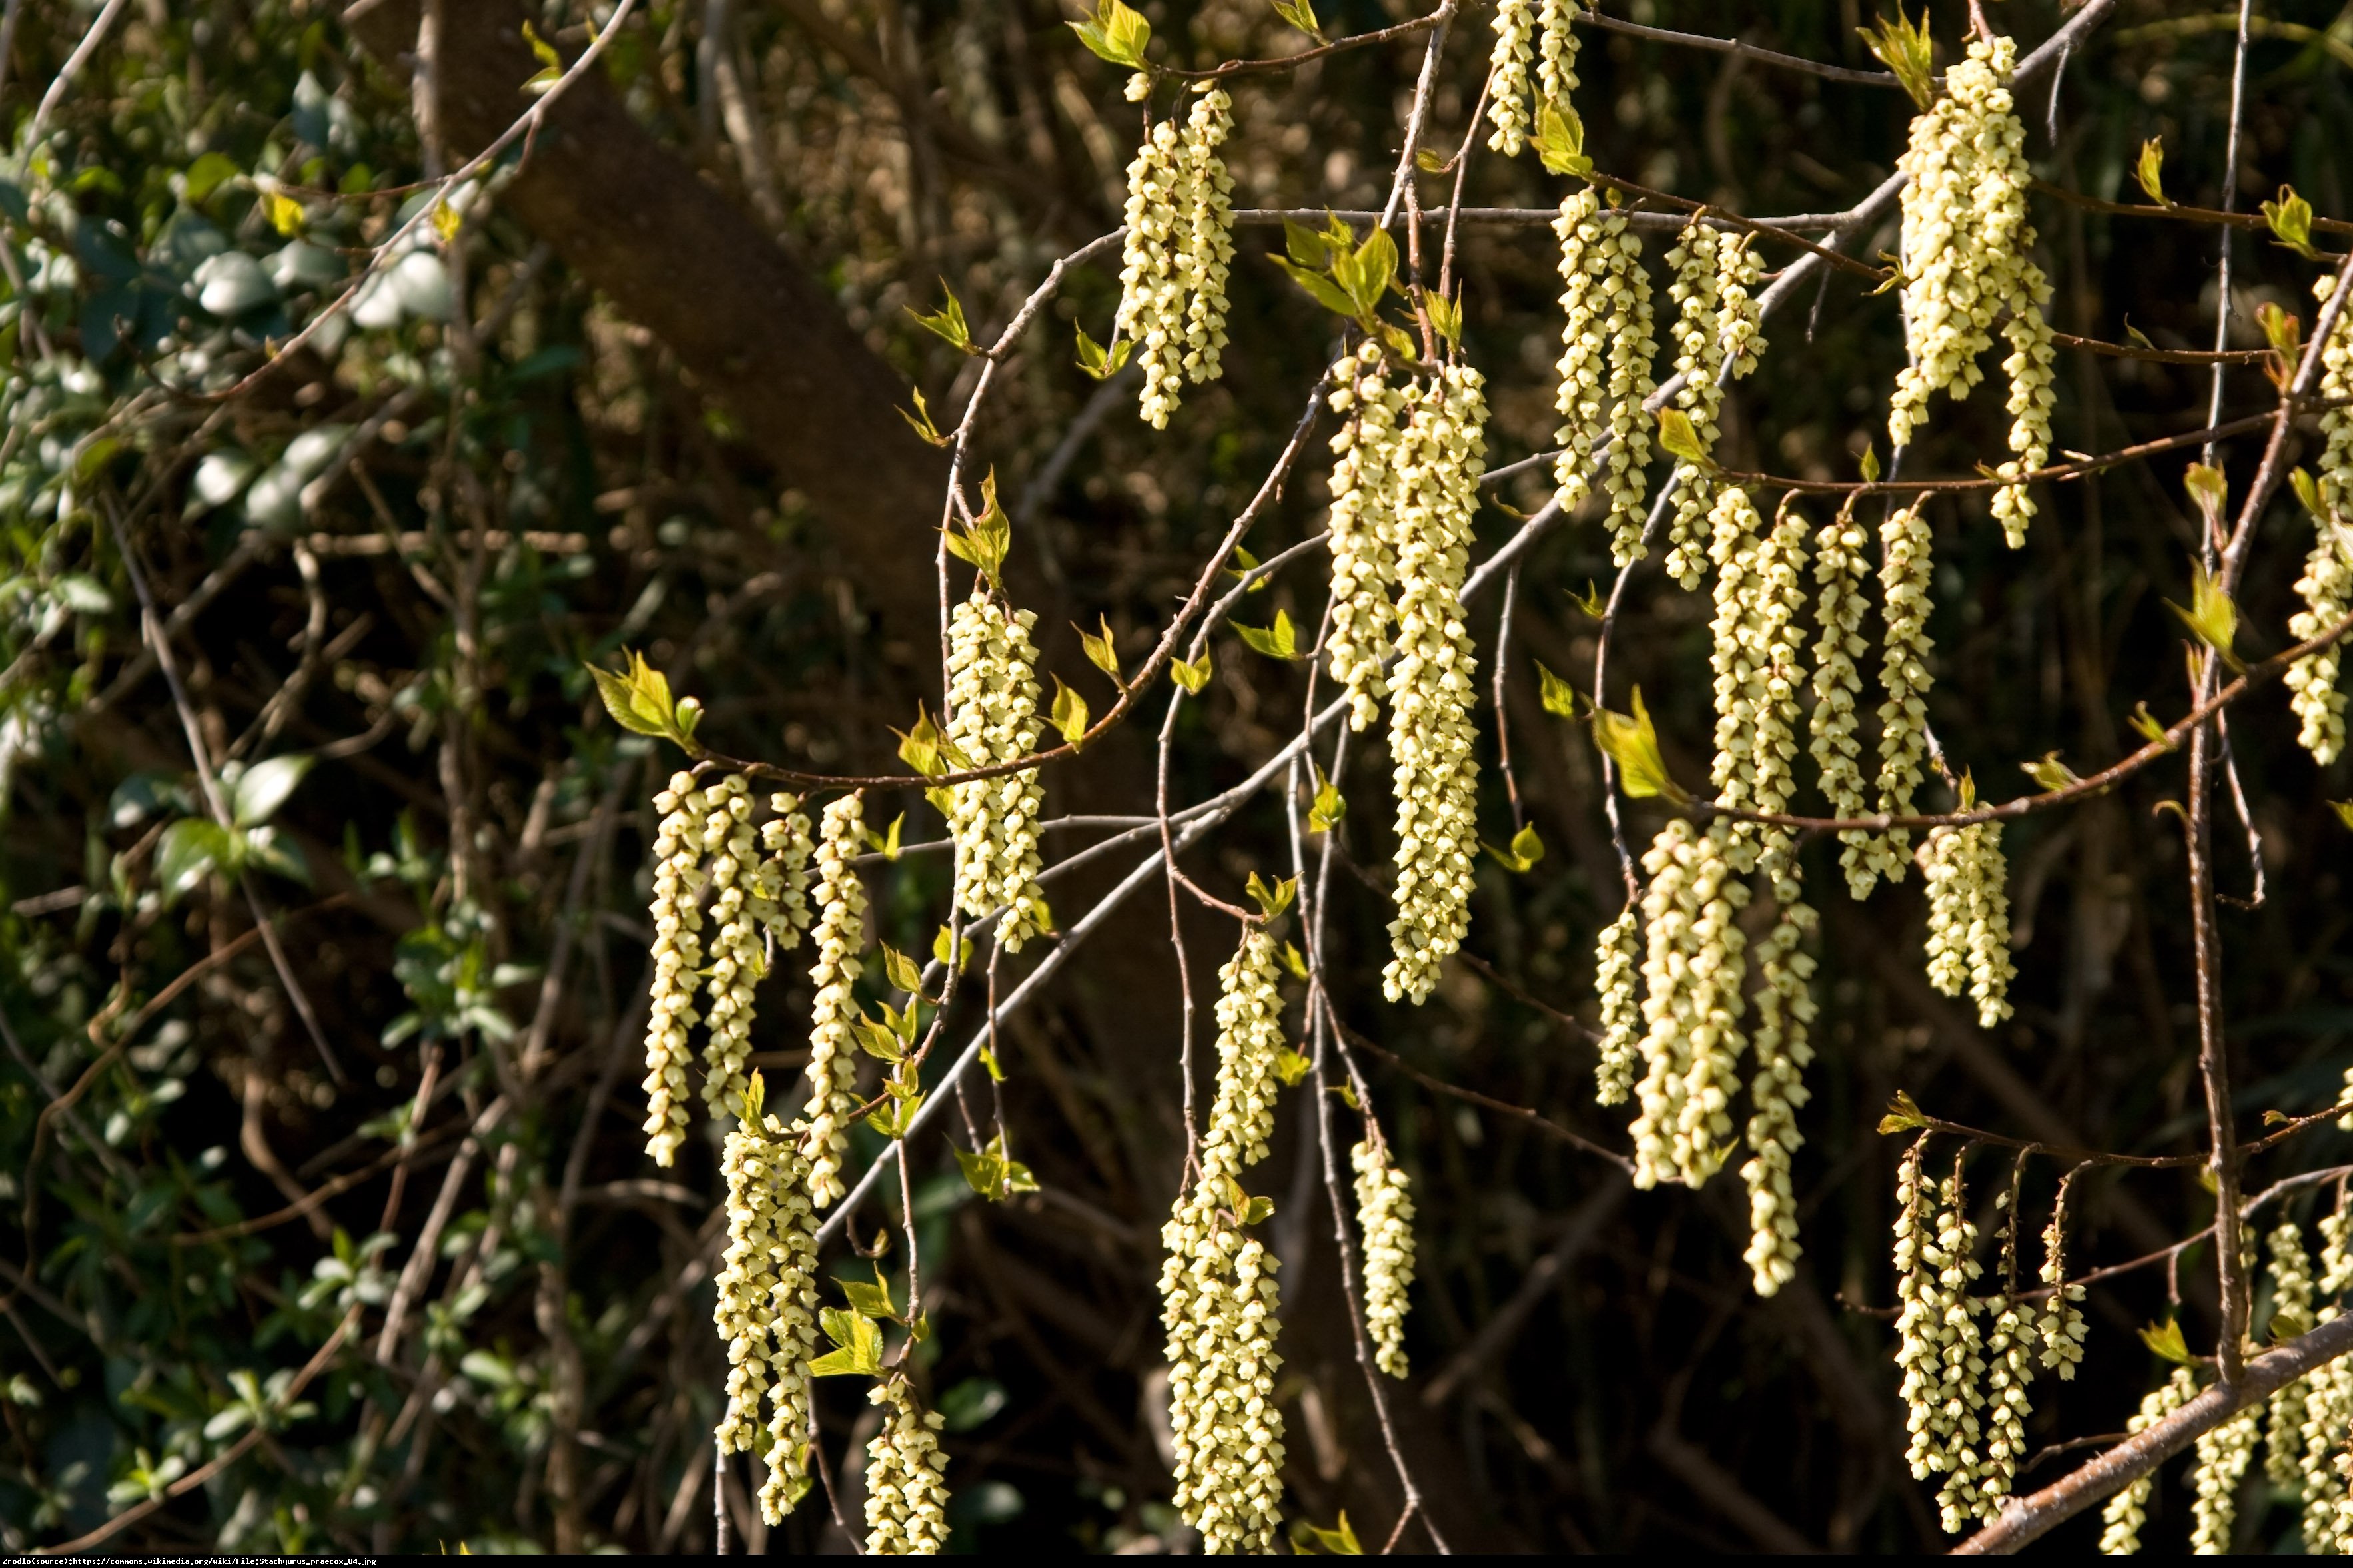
[520,19,562,71]
[741,1069,767,1126]
[955,1133,1037,1202]
[2135,137,2167,206]
[229,754,313,828]
[2127,701,2177,752]
[240,826,310,887]
[809,1310,885,1376]
[1533,659,1581,719]
[895,707,948,779]
[157,819,232,903]
[1245,871,1297,921]
[925,784,957,819]
[183,151,239,206]
[2262,184,2320,260]
[943,470,1013,588]
[1224,1178,1276,1226]
[1280,941,1311,980]
[1171,649,1213,695]
[880,943,925,997]
[978,1042,1005,1082]
[863,813,905,861]
[933,922,972,973]
[1272,1047,1310,1087]
[1077,615,1124,684]
[1657,407,1712,470]
[1267,252,1361,318]
[900,387,951,448]
[1050,675,1091,749]
[2124,319,2156,352]
[2165,560,2245,675]
[262,185,306,237]
[1293,1510,1365,1555]
[853,1014,905,1064]
[1283,220,1335,271]
[2021,750,2081,793]
[1414,146,1446,174]
[839,1271,898,1321]
[2256,300,2303,364]
[909,279,973,352]
[1857,5,1936,109]
[1484,821,1545,874]
[1069,0,1151,69]
[1425,288,1462,353]
[1592,685,1687,805]
[1223,543,1270,591]
[1234,607,1303,661]
[2184,462,2228,535]
[1270,0,1319,38]
[2138,1316,2195,1366]
[2328,800,2353,832]
[2292,467,2332,525]
[1074,323,1132,381]
[1876,1090,1928,1136]
[1533,101,1593,178]
[1858,442,1881,484]
[1307,767,1345,834]
[587,650,683,742]
[1334,228,1398,320]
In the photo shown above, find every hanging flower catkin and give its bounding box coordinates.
[1811,507,1879,897]
[1891,1140,1954,1491]
[2190,1403,2260,1553]
[803,793,867,1206]
[1179,87,1235,388]
[1600,218,1658,552]
[643,772,709,1168]
[1485,0,1579,157]
[1927,1164,1989,1533]
[2266,1221,2318,1488]
[1628,818,1750,1190]
[1325,342,1404,732]
[1115,116,1186,428]
[711,1074,822,1524]
[699,775,764,1120]
[863,1377,952,1554]
[1351,1137,1417,1378]
[1922,819,2017,1029]
[1554,193,1655,561]
[2287,280,2352,765]
[1663,227,1769,589]
[2037,1176,2090,1380]
[1382,365,1488,1006]
[947,591,1051,951]
[1873,500,1935,883]
[1160,926,1288,1553]
[1592,905,1642,1106]
[2300,1310,2353,1549]
[2099,1369,2196,1553]
[1978,1285,2038,1522]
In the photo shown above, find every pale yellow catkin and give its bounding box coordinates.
[1873,501,1935,885]
[2099,1369,2195,1553]
[642,772,708,1168]
[2189,1403,2258,1553]
[2287,276,2353,764]
[803,793,867,1206]
[1810,510,1878,898]
[1115,117,1186,428]
[1628,818,1750,1190]
[1592,906,1642,1106]
[947,591,1050,951]
[1351,1138,1417,1378]
[1486,0,1580,157]
[1664,226,1769,589]
[699,774,764,1121]
[1324,342,1404,731]
[1383,365,1488,1006]
[711,1075,821,1524]
[1927,1169,1988,1533]
[1160,926,1288,1552]
[1179,87,1236,388]
[863,1377,951,1554]
[1922,822,2017,1030]
[2266,1221,2317,1489]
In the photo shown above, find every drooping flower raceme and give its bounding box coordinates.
[1978,1286,2039,1522]
[2267,1220,2318,1489]
[1324,342,1404,732]
[1351,1138,1417,1378]
[643,772,709,1168]
[699,774,764,1120]
[2300,1310,2353,1551]
[2190,1402,2260,1554]
[1592,905,1642,1106]
[1810,508,1879,898]
[1115,117,1186,428]
[1160,927,1288,1553]
[1486,0,1579,157]
[863,1377,952,1554]
[1663,225,1769,589]
[1922,821,2017,1030]
[1554,192,1655,563]
[1179,88,1236,388]
[1927,1166,1989,1533]
[2287,276,2353,765]
[1628,818,1750,1190]
[947,591,1051,951]
[711,1075,822,1525]
[1382,365,1488,1006]
[2036,1179,2089,1381]
[2099,1368,2196,1553]
[803,793,867,1206]
[1875,500,1935,884]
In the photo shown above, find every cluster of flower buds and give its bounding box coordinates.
[1485,0,1580,157]
[1114,87,1236,428]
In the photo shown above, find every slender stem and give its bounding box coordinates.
[2200,0,2255,474]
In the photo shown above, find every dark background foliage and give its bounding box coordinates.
[3,0,2351,1552]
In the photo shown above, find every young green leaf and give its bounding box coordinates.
[1532,101,1593,178]
[1224,1176,1275,1226]
[908,279,973,351]
[899,386,951,448]
[587,649,688,745]
[157,819,233,904]
[1272,1048,1310,1088]
[2329,800,2353,832]
[863,813,905,861]
[262,185,307,237]
[1424,288,1462,354]
[520,19,563,71]
[1283,219,1334,270]
[430,200,464,244]
[2124,319,2156,352]
[2262,184,2320,259]
[1307,767,1346,833]
[1223,543,1270,592]
[1657,407,1712,470]
[1068,0,1151,69]
[880,943,925,997]
[1293,1511,1365,1555]
[2182,462,2228,542]
[1073,322,1132,381]
[925,784,957,819]
[1876,1090,1929,1136]
[838,1271,899,1322]
[1858,442,1881,484]
[2021,750,2081,793]
[932,922,971,973]
[1234,607,1303,661]
[1245,871,1297,921]
[1050,675,1091,749]
[1076,615,1125,684]
[2134,137,2166,206]
[1857,5,1936,109]
[1482,821,1546,874]
[978,1042,1005,1082]
[1331,227,1398,320]
[1413,146,1446,174]
[2138,1316,2195,1366]
[229,754,314,828]
[2256,299,2302,364]
[1171,649,1213,695]
[895,707,948,779]
[1270,0,1319,37]
[808,1310,885,1376]
[1592,686,1688,805]
[2165,560,2244,675]
[1533,658,1582,719]
[2126,701,2177,751]
[853,1014,906,1064]
[1280,941,1311,980]
[2291,466,2331,524]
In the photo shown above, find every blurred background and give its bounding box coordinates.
[3,0,2351,1551]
